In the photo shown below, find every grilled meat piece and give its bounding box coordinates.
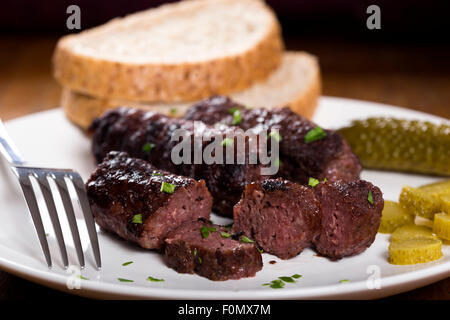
[232,179,321,259]
[184,95,362,183]
[313,179,384,260]
[233,178,383,260]
[86,151,213,250]
[90,108,268,216]
[164,219,263,280]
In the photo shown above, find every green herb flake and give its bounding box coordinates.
[161,181,176,194]
[147,276,164,282]
[132,214,143,224]
[279,276,295,283]
[77,275,89,280]
[118,278,134,283]
[323,178,327,183]
[45,233,50,237]
[221,232,231,238]
[122,261,133,266]
[198,256,203,264]
[292,274,302,279]
[304,126,327,143]
[169,108,177,115]
[200,226,216,238]
[308,177,320,188]
[257,247,264,253]
[240,236,255,243]
[269,280,285,289]
[268,130,282,142]
[221,138,234,147]
[340,279,350,283]
[142,142,155,153]
[231,109,242,125]
[193,248,197,257]
[368,190,374,205]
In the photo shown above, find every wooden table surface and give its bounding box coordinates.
[0,35,448,300]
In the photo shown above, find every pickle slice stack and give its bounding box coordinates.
[399,180,450,220]
[378,200,414,234]
[339,118,450,176]
[433,213,450,240]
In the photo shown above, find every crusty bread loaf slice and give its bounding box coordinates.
[53,0,283,102]
[62,52,321,129]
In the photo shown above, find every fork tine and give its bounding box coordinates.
[35,171,69,269]
[54,173,85,268]
[70,173,101,269]
[15,168,52,268]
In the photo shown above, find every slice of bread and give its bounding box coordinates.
[62,51,321,129]
[53,0,283,102]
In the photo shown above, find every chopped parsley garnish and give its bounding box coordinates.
[118,278,134,283]
[152,172,164,176]
[263,279,285,289]
[200,226,216,238]
[257,247,264,253]
[45,233,50,237]
[122,261,133,266]
[198,256,203,264]
[308,177,320,188]
[132,214,143,224]
[263,274,303,289]
[240,236,254,243]
[142,142,155,153]
[169,108,177,115]
[340,279,350,283]
[231,109,242,125]
[279,276,295,283]
[221,232,231,238]
[147,276,164,282]
[229,107,239,114]
[77,275,89,280]
[323,178,327,182]
[268,130,282,142]
[193,248,197,257]
[304,126,327,143]
[368,190,374,205]
[221,138,234,147]
[161,182,175,194]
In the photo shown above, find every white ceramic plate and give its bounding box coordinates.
[0,96,448,300]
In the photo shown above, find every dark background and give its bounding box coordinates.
[0,0,449,300]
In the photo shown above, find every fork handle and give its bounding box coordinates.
[0,119,25,165]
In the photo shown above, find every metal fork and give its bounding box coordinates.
[0,119,101,269]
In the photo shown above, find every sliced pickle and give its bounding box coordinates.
[391,225,437,242]
[399,186,441,220]
[388,239,443,265]
[433,213,450,240]
[339,118,450,176]
[439,194,450,214]
[378,200,414,234]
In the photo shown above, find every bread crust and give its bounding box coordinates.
[53,0,283,102]
[62,52,321,129]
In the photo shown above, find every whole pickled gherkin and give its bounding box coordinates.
[339,118,450,176]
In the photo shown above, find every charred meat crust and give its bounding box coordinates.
[233,178,383,260]
[86,151,213,250]
[164,219,263,281]
[91,108,267,217]
[184,95,362,183]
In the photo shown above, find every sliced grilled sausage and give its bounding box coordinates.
[86,151,213,250]
[164,219,263,281]
[232,179,321,259]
